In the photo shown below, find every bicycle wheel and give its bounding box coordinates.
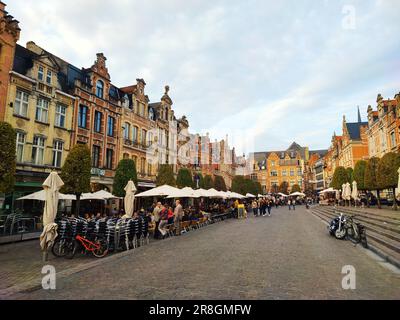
[51,238,67,257]
[92,239,109,258]
[65,240,78,259]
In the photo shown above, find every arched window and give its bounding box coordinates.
[96,80,104,98]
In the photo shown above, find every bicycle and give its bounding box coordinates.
[65,234,109,259]
[345,215,368,248]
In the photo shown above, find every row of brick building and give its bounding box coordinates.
[0,2,238,210]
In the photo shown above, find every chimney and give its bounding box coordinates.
[0,2,6,13]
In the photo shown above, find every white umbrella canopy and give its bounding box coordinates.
[17,190,76,201]
[257,194,265,198]
[166,187,200,198]
[351,181,358,200]
[40,172,64,255]
[194,188,211,197]
[93,190,120,200]
[246,193,256,198]
[289,192,306,197]
[278,192,288,197]
[207,188,225,198]
[319,187,336,194]
[80,193,107,201]
[122,180,136,219]
[135,184,180,197]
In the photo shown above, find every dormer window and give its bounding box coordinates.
[96,80,104,98]
[38,66,44,81]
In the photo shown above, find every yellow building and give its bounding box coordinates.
[4,44,74,202]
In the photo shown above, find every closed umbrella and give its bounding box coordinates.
[336,189,341,201]
[122,180,136,219]
[341,184,346,200]
[397,167,400,197]
[351,180,358,201]
[40,171,64,261]
[345,182,352,201]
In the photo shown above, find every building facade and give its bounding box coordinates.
[367,94,399,158]
[4,43,75,205]
[0,1,20,120]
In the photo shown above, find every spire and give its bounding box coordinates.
[357,105,362,123]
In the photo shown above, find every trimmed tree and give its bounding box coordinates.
[291,184,301,193]
[377,152,400,210]
[176,168,193,188]
[346,167,354,183]
[113,159,138,197]
[364,157,381,209]
[214,175,227,192]
[60,144,91,216]
[0,122,16,194]
[331,166,348,190]
[203,175,214,189]
[232,176,246,194]
[156,164,176,186]
[279,181,289,195]
[353,160,367,190]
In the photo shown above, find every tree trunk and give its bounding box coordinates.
[376,190,381,209]
[393,187,398,211]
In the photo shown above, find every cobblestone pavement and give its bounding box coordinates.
[4,206,400,300]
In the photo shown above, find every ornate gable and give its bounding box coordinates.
[91,53,110,80]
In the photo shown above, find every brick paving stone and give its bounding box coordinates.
[1,206,400,300]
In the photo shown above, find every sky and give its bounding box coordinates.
[7,0,400,155]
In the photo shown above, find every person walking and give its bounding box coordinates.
[252,199,258,217]
[153,202,162,239]
[292,198,296,211]
[267,199,272,216]
[288,198,292,210]
[174,199,184,236]
[158,204,169,238]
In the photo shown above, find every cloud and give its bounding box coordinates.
[7,0,400,154]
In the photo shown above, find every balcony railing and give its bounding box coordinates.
[123,139,151,151]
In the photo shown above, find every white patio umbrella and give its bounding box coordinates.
[194,188,211,197]
[135,184,180,197]
[122,180,136,219]
[246,193,256,198]
[341,184,346,200]
[289,192,306,197]
[345,182,352,201]
[166,187,200,198]
[17,190,76,201]
[80,193,107,201]
[319,187,336,194]
[351,180,358,200]
[397,167,400,197]
[93,190,120,200]
[278,192,288,197]
[257,194,265,198]
[207,188,225,198]
[40,171,64,261]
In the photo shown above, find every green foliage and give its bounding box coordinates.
[353,160,367,190]
[156,164,176,186]
[232,176,246,194]
[0,122,16,193]
[291,184,301,193]
[113,159,138,197]
[331,166,348,190]
[377,152,400,189]
[176,168,193,188]
[214,175,227,191]
[364,157,380,191]
[279,181,289,194]
[203,175,214,189]
[60,144,91,195]
[346,167,354,183]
